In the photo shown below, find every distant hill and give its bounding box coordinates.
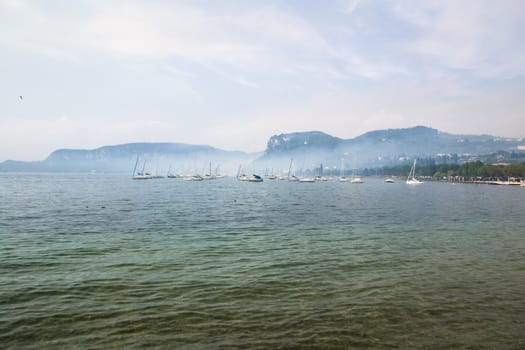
[0,143,257,174]
[265,131,343,154]
[1,126,523,173]
[254,126,525,172]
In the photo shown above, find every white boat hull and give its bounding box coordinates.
[406,178,423,185]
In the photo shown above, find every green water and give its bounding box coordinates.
[1,174,524,349]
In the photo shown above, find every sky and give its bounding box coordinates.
[1,0,524,161]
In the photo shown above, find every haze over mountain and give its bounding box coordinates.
[255,126,525,172]
[1,126,523,174]
[0,143,257,175]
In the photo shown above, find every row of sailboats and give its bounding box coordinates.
[133,157,425,184]
[182,161,226,181]
[261,158,421,185]
[246,159,449,185]
[132,157,225,181]
[260,159,364,183]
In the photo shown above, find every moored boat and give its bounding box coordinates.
[184,175,204,181]
[132,156,153,180]
[406,160,423,185]
[238,174,263,182]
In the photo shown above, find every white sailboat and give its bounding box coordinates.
[132,156,152,180]
[315,163,327,181]
[339,159,349,182]
[265,168,278,180]
[287,159,300,182]
[184,174,204,181]
[350,167,364,183]
[406,159,423,185]
[237,173,263,182]
[151,164,165,179]
[350,176,364,183]
[203,162,223,180]
[349,157,364,183]
[167,165,181,178]
[236,165,263,182]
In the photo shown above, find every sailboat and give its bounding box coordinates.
[350,161,364,183]
[406,159,423,185]
[203,162,220,180]
[339,159,349,182]
[287,159,299,182]
[236,165,263,182]
[265,168,278,180]
[151,163,165,179]
[132,156,152,180]
[350,175,364,183]
[167,165,183,178]
[181,165,203,181]
[299,175,316,182]
[213,165,226,179]
[314,164,329,181]
[184,174,204,181]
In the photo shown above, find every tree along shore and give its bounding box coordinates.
[372,160,525,182]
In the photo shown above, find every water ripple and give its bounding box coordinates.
[0,174,524,349]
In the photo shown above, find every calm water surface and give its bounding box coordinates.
[0,173,524,349]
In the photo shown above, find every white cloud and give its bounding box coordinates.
[340,0,362,15]
[392,0,525,78]
[0,0,418,83]
[0,2,327,67]
[1,0,29,10]
[331,47,408,79]
[162,65,195,79]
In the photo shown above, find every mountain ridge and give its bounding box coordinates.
[257,126,524,170]
[1,126,523,173]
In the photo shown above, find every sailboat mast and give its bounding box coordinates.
[408,159,416,180]
[132,156,139,176]
[236,164,242,179]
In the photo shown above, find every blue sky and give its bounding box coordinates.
[1,0,524,161]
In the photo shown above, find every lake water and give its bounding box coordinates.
[1,173,524,349]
